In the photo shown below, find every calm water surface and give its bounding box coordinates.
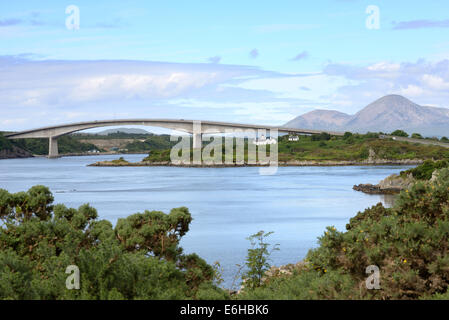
[0,154,413,288]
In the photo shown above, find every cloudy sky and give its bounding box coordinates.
[1,0,449,131]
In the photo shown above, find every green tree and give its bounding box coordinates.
[411,133,423,139]
[343,132,353,140]
[391,130,409,137]
[241,231,279,290]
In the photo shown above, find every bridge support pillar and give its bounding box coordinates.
[192,132,202,149]
[48,136,59,158]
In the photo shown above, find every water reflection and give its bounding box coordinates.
[382,194,399,208]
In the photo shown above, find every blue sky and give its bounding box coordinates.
[1,0,449,131]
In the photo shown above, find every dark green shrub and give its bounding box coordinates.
[391,130,409,137]
[364,132,380,139]
[312,132,331,141]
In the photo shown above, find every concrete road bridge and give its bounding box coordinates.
[5,119,344,158]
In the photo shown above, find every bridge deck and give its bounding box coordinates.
[5,119,345,139]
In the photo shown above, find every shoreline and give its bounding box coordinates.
[88,159,423,167]
[1,152,148,160]
[353,183,402,194]
[30,152,147,158]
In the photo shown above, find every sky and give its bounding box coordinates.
[1,0,449,132]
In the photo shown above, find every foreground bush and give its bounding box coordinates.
[0,186,227,300]
[239,168,449,299]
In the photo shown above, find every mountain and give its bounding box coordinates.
[284,109,351,131]
[284,95,449,137]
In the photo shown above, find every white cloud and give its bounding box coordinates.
[323,59,449,109]
[70,72,220,102]
[398,84,425,97]
[0,56,318,130]
[367,62,401,72]
[422,74,449,90]
[0,57,283,109]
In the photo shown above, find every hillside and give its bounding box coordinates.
[1,131,177,158]
[0,133,33,159]
[0,133,100,158]
[89,128,150,135]
[285,95,449,136]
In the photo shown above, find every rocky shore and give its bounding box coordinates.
[353,183,402,194]
[353,171,415,195]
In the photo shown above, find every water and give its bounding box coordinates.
[0,154,413,288]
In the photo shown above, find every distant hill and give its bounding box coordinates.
[284,95,449,137]
[284,109,351,131]
[89,128,151,135]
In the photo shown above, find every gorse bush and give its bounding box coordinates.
[0,186,227,300]
[239,168,449,300]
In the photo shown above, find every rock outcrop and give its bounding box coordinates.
[353,172,415,194]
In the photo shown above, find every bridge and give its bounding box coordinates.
[5,119,345,158]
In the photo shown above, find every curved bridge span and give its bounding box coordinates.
[5,119,344,158]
